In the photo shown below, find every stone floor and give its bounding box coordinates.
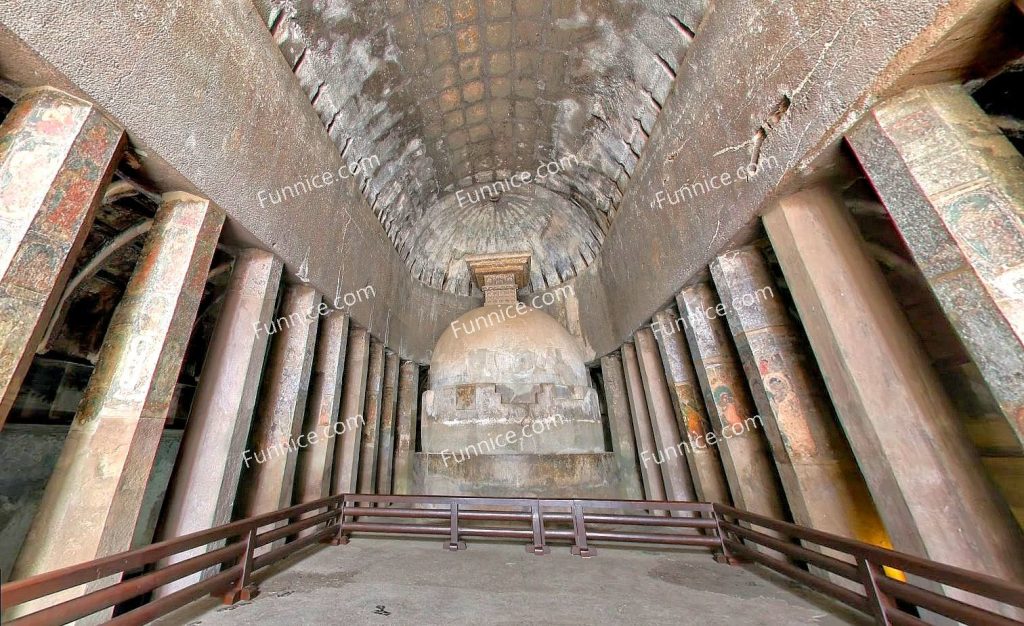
[157,537,869,626]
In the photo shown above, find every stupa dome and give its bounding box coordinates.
[429,305,590,389]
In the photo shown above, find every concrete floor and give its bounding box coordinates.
[157,537,869,626]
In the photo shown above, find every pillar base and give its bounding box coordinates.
[526,544,550,555]
[444,541,467,551]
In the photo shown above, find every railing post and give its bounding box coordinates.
[445,501,467,551]
[569,500,594,558]
[526,500,550,555]
[711,505,743,565]
[328,498,350,546]
[858,557,894,625]
[223,527,260,604]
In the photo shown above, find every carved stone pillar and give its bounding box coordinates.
[332,327,370,495]
[357,339,386,494]
[651,308,731,504]
[392,360,420,495]
[599,353,644,500]
[0,88,125,427]
[10,193,223,616]
[634,327,697,504]
[620,342,667,504]
[375,351,401,495]
[677,283,788,521]
[294,311,349,504]
[765,186,1024,613]
[239,285,319,524]
[155,249,282,597]
[847,84,1024,449]
[711,246,888,550]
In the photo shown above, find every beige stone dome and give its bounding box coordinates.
[430,305,589,388]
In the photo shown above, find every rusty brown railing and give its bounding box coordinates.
[2,495,1022,625]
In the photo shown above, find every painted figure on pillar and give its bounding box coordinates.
[713,385,743,428]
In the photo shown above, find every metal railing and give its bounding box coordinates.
[1,494,1022,625]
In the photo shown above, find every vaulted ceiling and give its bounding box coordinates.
[255,0,706,295]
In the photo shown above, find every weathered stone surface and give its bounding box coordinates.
[239,285,319,521]
[0,1,1000,362]
[620,341,666,503]
[255,1,704,295]
[599,353,644,501]
[332,327,370,495]
[294,311,350,504]
[0,88,124,427]
[375,351,401,495]
[416,452,626,499]
[421,269,614,497]
[634,328,697,504]
[765,186,1024,615]
[155,249,282,596]
[0,0,472,364]
[0,424,180,585]
[847,84,1024,449]
[651,308,730,505]
[423,382,605,454]
[9,193,223,617]
[357,339,386,494]
[677,283,788,521]
[392,360,420,495]
[711,246,888,557]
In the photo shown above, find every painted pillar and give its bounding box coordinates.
[375,351,401,495]
[677,283,788,521]
[651,308,731,504]
[238,285,319,523]
[711,246,887,549]
[331,327,370,495]
[620,342,667,504]
[0,88,125,427]
[847,84,1024,449]
[599,353,644,500]
[154,249,282,597]
[392,360,420,495]
[357,339,386,494]
[294,311,349,504]
[765,187,1024,612]
[634,328,697,504]
[9,193,223,616]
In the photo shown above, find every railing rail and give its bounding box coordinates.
[714,503,1024,625]
[1,494,1021,625]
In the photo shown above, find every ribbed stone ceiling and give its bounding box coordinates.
[256,0,706,295]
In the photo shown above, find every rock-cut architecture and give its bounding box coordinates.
[1,0,1024,623]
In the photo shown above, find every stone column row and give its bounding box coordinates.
[10,191,225,618]
[765,184,1024,615]
[3,87,422,618]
